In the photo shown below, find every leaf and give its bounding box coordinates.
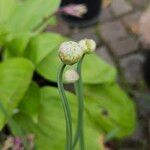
[0,58,34,129]
[19,82,40,120]
[37,87,103,149]
[129,23,140,35]
[0,0,17,46]
[37,52,117,84]
[0,0,17,24]
[84,83,136,138]
[5,33,34,58]
[8,0,61,33]
[0,25,10,46]
[81,53,117,84]
[24,32,66,65]
[14,87,105,150]
[0,101,26,138]
[36,48,61,82]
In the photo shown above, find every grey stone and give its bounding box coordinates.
[71,28,99,45]
[120,147,141,150]
[99,7,112,22]
[110,37,139,56]
[120,123,145,150]
[96,46,114,66]
[122,11,142,29]
[131,124,145,141]
[120,53,145,83]
[135,92,150,117]
[47,17,71,36]
[100,21,128,42]
[132,0,149,8]
[111,0,133,17]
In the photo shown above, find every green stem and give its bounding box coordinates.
[57,63,72,150]
[33,11,58,33]
[73,56,85,150]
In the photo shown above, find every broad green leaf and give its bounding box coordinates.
[0,0,17,46]
[4,33,34,58]
[37,51,117,84]
[37,87,103,150]
[19,82,40,120]
[24,33,66,65]
[0,0,17,24]
[14,87,105,150]
[82,53,117,84]
[8,0,61,33]
[0,26,10,46]
[84,84,136,138]
[0,58,34,129]
[36,48,61,81]
[0,101,27,141]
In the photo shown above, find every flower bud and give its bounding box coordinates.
[59,4,87,18]
[59,41,83,65]
[64,69,79,83]
[79,39,96,54]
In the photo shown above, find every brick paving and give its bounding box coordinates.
[71,27,99,45]
[100,21,128,42]
[111,0,133,17]
[96,46,115,66]
[49,0,149,85]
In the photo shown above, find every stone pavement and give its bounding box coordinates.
[49,0,149,86]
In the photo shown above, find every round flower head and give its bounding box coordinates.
[64,69,79,83]
[59,41,83,65]
[79,39,96,54]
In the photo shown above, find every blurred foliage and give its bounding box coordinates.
[0,0,136,149]
[14,87,105,150]
[0,58,34,129]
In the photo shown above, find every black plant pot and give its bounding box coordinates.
[143,51,150,88]
[61,0,102,27]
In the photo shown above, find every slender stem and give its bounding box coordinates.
[57,63,72,150]
[33,13,55,32]
[73,56,85,150]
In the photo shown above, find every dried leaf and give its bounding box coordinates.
[130,23,140,35]
[102,0,112,8]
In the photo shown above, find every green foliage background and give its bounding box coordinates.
[0,0,136,149]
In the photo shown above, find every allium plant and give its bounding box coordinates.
[57,39,96,150]
[59,4,87,18]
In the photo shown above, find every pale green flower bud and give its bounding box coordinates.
[79,39,96,54]
[59,41,83,65]
[64,69,79,83]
